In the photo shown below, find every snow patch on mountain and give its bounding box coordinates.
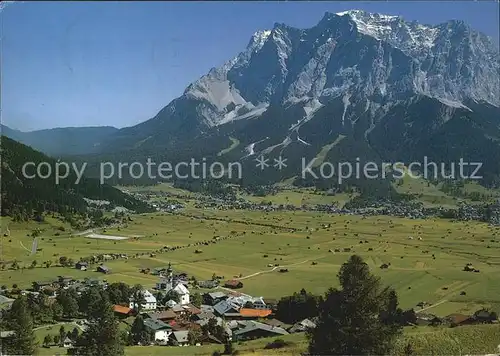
[336,10,439,55]
[218,103,269,125]
[249,30,272,53]
[262,136,292,155]
[175,9,499,133]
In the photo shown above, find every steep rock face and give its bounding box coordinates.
[176,9,498,132]
[93,10,499,188]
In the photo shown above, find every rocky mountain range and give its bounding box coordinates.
[4,10,500,191]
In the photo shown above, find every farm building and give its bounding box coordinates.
[232,321,289,341]
[224,280,243,289]
[445,313,472,327]
[75,261,88,271]
[473,309,498,323]
[97,265,111,274]
[32,281,54,292]
[113,305,133,318]
[198,280,219,289]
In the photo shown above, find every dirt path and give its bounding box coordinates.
[216,258,325,296]
[33,320,86,332]
[31,237,39,255]
[416,299,448,313]
[235,257,326,281]
[73,229,95,237]
[19,240,31,253]
[218,286,253,297]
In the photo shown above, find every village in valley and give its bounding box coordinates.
[2,2,500,354]
[2,203,498,352]
[1,181,500,355]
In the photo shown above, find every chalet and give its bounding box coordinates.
[198,333,224,345]
[251,297,267,310]
[113,305,133,318]
[32,281,54,292]
[146,310,177,322]
[445,313,472,327]
[233,321,289,341]
[288,318,317,333]
[97,265,111,274]
[204,292,227,306]
[263,298,278,310]
[415,313,442,326]
[0,295,14,310]
[75,262,88,271]
[165,299,177,308]
[214,300,240,317]
[129,290,157,311]
[473,309,498,323]
[63,337,73,348]
[198,280,219,289]
[170,330,190,346]
[261,319,290,329]
[224,280,243,289]
[192,310,216,322]
[143,318,172,344]
[172,304,201,317]
[57,276,75,288]
[0,330,15,352]
[83,278,101,287]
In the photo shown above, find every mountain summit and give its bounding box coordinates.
[58,11,500,189]
[105,10,498,149]
[182,9,498,126]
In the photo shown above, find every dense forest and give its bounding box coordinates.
[0,136,152,219]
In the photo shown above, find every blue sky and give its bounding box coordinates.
[2,1,498,131]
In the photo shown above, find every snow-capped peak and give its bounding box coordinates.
[335,9,439,53]
[248,29,272,52]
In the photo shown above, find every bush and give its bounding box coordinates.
[264,338,292,349]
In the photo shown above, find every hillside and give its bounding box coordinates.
[0,136,152,218]
[0,125,118,157]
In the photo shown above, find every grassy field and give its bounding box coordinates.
[3,183,500,355]
[393,168,500,208]
[238,188,354,208]
[35,324,500,355]
[2,205,500,316]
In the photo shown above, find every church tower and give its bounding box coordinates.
[166,262,173,291]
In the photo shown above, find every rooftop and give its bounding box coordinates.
[144,318,172,331]
[239,308,273,318]
[172,330,189,343]
[147,310,177,320]
[233,321,289,337]
[113,305,132,315]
